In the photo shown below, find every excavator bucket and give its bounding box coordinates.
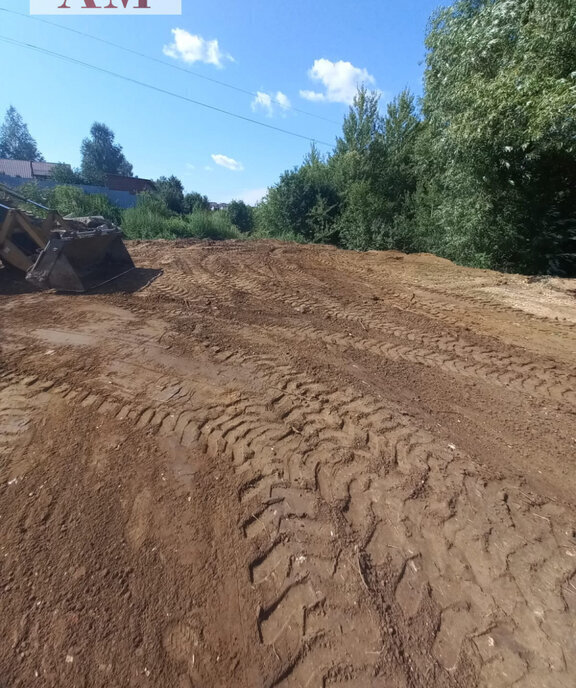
[0,184,136,293]
[26,226,135,292]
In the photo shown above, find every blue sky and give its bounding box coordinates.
[0,0,441,203]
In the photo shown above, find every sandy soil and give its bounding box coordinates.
[1,239,576,688]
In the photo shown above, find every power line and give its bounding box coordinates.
[0,34,334,147]
[0,5,340,126]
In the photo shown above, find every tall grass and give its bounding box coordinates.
[48,186,123,224]
[122,195,241,240]
[184,211,241,240]
[250,225,309,244]
[14,182,123,224]
[13,184,244,242]
[121,196,188,239]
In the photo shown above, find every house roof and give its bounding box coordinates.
[0,159,60,179]
[31,161,59,177]
[0,159,33,178]
[106,174,156,194]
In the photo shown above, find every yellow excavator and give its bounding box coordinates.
[0,183,134,292]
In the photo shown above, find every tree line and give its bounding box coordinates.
[0,107,254,234]
[255,0,576,275]
[0,110,132,186]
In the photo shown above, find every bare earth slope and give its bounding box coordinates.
[1,239,575,688]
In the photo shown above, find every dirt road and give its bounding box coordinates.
[1,239,576,687]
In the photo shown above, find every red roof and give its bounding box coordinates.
[31,161,58,178]
[0,159,59,179]
[0,159,33,178]
[106,174,156,194]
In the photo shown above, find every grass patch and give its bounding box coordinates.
[122,195,241,240]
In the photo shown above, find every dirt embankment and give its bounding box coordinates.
[1,240,576,687]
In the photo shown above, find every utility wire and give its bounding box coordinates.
[0,34,333,147]
[0,5,340,125]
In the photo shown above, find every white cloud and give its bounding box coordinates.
[211,154,244,172]
[235,187,267,205]
[299,59,375,105]
[275,92,291,110]
[186,163,195,170]
[299,90,326,103]
[251,90,291,117]
[251,91,272,115]
[163,28,233,68]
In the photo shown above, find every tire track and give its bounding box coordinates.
[3,241,576,687]
[257,322,576,407]
[311,247,576,334]
[5,329,574,686]
[135,248,576,408]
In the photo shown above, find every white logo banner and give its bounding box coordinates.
[30,0,182,15]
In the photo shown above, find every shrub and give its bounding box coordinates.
[227,200,254,233]
[13,181,50,214]
[47,185,123,224]
[121,196,241,241]
[14,183,122,224]
[183,192,210,214]
[121,194,189,239]
[184,210,241,240]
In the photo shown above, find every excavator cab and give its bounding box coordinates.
[0,184,134,292]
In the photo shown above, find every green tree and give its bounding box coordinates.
[183,191,210,214]
[335,86,382,156]
[227,200,254,233]
[80,123,133,186]
[255,0,576,275]
[50,163,84,185]
[331,88,383,200]
[155,175,184,213]
[421,0,576,273]
[0,106,44,161]
[259,146,340,243]
[337,90,422,251]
